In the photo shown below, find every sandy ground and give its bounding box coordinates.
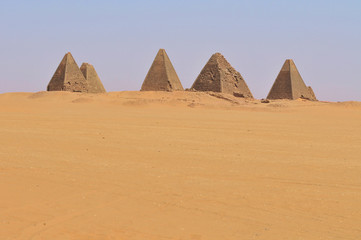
[0,91,361,240]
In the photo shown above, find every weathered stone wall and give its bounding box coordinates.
[289,60,316,100]
[267,60,293,99]
[191,54,222,93]
[308,86,317,100]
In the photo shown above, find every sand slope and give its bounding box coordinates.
[0,91,361,240]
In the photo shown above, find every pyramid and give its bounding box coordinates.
[267,59,317,100]
[141,49,184,91]
[47,52,89,92]
[80,63,106,93]
[308,86,316,100]
[191,53,253,98]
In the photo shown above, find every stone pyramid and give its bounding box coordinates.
[47,52,89,92]
[308,86,316,100]
[80,63,106,93]
[191,53,253,98]
[267,59,317,100]
[141,49,184,91]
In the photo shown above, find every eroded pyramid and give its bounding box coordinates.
[141,49,184,91]
[267,59,317,100]
[308,86,316,100]
[47,52,89,92]
[80,63,106,93]
[191,53,253,98]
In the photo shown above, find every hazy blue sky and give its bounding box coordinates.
[0,0,360,101]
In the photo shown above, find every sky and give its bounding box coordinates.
[0,0,360,101]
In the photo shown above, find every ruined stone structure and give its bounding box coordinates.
[141,49,184,91]
[267,59,317,100]
[80,63,106,93]
[191,53,253,98]
[308,86,316,100]
[47,52,88,92]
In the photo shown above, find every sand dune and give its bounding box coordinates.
[0,91,361,240]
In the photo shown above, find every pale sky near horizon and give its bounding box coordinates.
[0,0,360,101]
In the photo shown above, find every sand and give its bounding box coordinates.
[0,91,361,240]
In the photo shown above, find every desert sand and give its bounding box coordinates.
[1,91,361,240]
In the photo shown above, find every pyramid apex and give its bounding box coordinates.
[210,52,225,61]
[64,52,75,60]
[156,49,167,57]
[212,52,223,57]
[81,62,91,67]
